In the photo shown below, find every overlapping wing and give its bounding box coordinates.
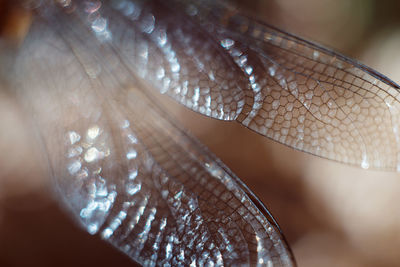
[107,0,398,171]
[11,4,295,266]
[86,0,400,170]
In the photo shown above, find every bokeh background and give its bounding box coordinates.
[1,0,400,266]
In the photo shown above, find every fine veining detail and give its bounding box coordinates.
[5,0,400,266]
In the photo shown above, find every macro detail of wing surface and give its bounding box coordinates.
[8,1,295,266]
[95,0,400,171]
[177,0,400,171]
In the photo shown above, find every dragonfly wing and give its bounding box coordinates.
[100,0,400,170]
[11,5,295,267]
[166,0,400,171]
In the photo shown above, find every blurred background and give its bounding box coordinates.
[1,0,400,266]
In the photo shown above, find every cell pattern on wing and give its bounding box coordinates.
[10,1,296,265]
[103,0,400,171]
[64,0,400,171]
[181,0,400,170]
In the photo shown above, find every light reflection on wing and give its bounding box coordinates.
[150,0,400,171]
[104,0,246,121]
[76,0,400,170]
[189,0,400,170]
[11,1,295,266]
[10,0,400,264]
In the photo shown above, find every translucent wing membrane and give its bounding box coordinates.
[50,0,400,170]
[32,0,400,171]
[181,0,400,170]
[9,0,400,264]
[167,0,400,170]
[10,2,295,266]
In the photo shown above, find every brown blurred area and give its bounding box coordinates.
[1,0,400,266]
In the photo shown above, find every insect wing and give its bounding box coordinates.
[10,1,295,266]
[168,0,400,171]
